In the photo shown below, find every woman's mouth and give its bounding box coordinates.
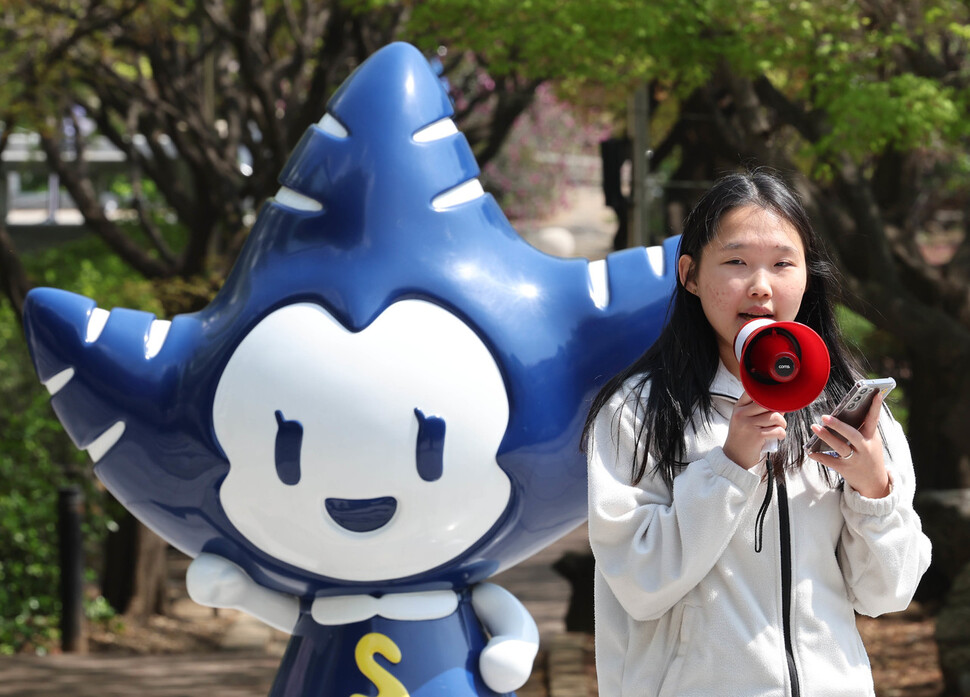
[739,312,774,321]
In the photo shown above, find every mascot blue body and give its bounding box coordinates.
[23,43,677,696]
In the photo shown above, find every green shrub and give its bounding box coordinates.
[0,235,163,654]
[0,303,88,654]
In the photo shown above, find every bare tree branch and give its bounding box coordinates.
[39,131,174,278]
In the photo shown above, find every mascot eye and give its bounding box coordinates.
[414,408,446,482]
[274,410,303,486]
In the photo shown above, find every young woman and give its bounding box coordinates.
[583,171,931,697]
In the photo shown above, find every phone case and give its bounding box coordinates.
[805,378,896,454]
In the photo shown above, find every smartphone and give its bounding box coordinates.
[805,377,896,454]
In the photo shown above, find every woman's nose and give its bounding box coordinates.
[748,269,772,297]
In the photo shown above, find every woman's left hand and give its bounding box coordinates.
[807,392,891,499]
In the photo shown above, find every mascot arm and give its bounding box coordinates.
[186,553,300,634]
[471,582,540,693]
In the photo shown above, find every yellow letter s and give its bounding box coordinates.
[350,632,409,697]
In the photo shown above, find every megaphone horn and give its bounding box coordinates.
[733,318,831,415]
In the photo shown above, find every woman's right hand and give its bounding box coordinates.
[723,392,787,469]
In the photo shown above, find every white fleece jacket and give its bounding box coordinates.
[587,363,931,697]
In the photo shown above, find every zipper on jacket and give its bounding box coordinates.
[777,480,801,697]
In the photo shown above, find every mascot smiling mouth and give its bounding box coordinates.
[325,496,398,533]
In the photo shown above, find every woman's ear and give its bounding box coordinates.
[678,255,697,294]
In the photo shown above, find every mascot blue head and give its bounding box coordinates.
[23,42,677,598]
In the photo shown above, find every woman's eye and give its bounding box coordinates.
[414,408,446,482]
[274,410,303,486]
[725,258,745,265]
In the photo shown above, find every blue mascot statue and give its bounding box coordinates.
[23,43,678,696]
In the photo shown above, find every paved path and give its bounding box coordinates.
[0,651,280,696]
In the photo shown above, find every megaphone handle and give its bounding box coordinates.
[762,439,779,455]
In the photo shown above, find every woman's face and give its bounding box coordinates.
[678,205,808,378]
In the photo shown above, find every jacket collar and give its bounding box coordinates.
[710,360,744,402]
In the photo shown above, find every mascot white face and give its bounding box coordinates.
[212,300,511,582]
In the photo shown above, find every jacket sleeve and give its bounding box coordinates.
[838,411,932,617]
[587,385,761,622]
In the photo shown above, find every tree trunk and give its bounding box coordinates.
[0,123,31,319]
[907,343,970,490]
[0,223,31,320]
[102,512,169,620]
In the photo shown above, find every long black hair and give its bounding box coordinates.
[581,170,865,489]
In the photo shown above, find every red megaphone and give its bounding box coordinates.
[733,318,831,413]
